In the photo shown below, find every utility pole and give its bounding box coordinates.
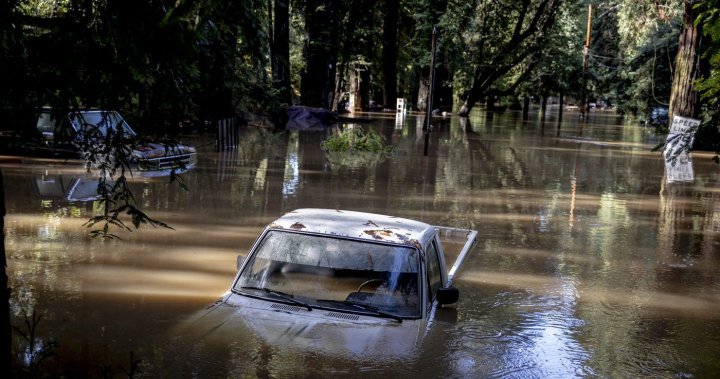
[581,4,592,118]
[424,26,438,156]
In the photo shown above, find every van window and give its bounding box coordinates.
[36,113,57,141]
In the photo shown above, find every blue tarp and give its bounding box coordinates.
[286,106,336,131]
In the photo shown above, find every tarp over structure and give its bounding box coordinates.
[286,106,336,131]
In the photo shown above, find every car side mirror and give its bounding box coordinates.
[236,255,246,271]
[436,286,459,305]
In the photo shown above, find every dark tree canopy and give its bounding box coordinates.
[1,0,718,148]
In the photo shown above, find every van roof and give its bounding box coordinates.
[269,208,435,248]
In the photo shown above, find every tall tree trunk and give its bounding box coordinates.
[301,0,338,108]
[558,93,564,125]
[331,63,345,112]
[272,0,291,104]
[458,88,481,117]
[522,96,530,120]
[382,0,399,109]
[417,77,430,111]
[669,1,702,121]
[487,96,496,112]
[435,64,452,111]
[349,64,370,112]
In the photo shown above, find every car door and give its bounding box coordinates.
[425,238,443,310]
[36,111,79,157]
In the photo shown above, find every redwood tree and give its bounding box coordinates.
[382,0,399,108]
[668,0,702,120]
[300,0,339,108]
[271,0,291,104]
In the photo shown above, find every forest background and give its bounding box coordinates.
[0,0,719,147]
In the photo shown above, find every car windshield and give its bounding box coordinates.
[233,230,421,318]
[69,111,136,138]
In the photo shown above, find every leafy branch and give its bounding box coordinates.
[72,110,177,239]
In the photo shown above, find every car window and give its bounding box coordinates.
[234,230,421,318]
[426,239,442,302]
[69,111,136,138]
[36,113,58,141]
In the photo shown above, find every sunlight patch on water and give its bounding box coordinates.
[459,271,561,290]
[460,271,720,317]
[577,287,720,317]
[79,265,230,299]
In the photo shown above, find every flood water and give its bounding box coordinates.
[2,109,720,377]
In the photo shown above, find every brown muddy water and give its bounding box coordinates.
[2,109,720,378]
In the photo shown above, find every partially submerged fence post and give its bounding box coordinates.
[216,115,240,181]
[216,116,240,151]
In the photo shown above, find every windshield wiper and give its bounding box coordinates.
[316,299,402,323]
[238,286,312,311]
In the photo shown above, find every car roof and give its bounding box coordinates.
[40,107,116,114]
[269,208,435,248]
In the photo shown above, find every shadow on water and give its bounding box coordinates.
[2,108,720,376]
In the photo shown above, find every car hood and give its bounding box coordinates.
[131,142,195,159]
[176,292,424,359]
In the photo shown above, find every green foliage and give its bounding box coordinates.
[521,1,585,101]
[582,1,681,116]
[16,0,70,16]
[72,113,174,238]
[2,0,272,132]
[439,0,566,114]
[695,0,720,102]
[616,22,679,116]
[617,0,683,54]
[321,126,390,153]
[321,126,394,167]
[694,0,720,157]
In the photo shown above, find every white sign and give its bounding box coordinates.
[664,115,700,183]
[666,151,695,183]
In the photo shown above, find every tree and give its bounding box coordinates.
[695,0,720,104]
[693,0,720,155]
[408,0,448,111]
[668,0,702,120]
[0,1,271,372]
[454,0,564,116]
[382,0,399,109]
[300,0,340,108]
[271,0,292,105]
[588,2,681,117]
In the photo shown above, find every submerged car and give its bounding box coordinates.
[1,109,196,176]
[648,106,669,127]
[183,208,478,358]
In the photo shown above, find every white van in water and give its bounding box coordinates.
[184,208,478,358]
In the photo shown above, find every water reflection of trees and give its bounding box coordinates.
[5,112,720,376]
[657,177,720,286]
[434,111,720,376]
